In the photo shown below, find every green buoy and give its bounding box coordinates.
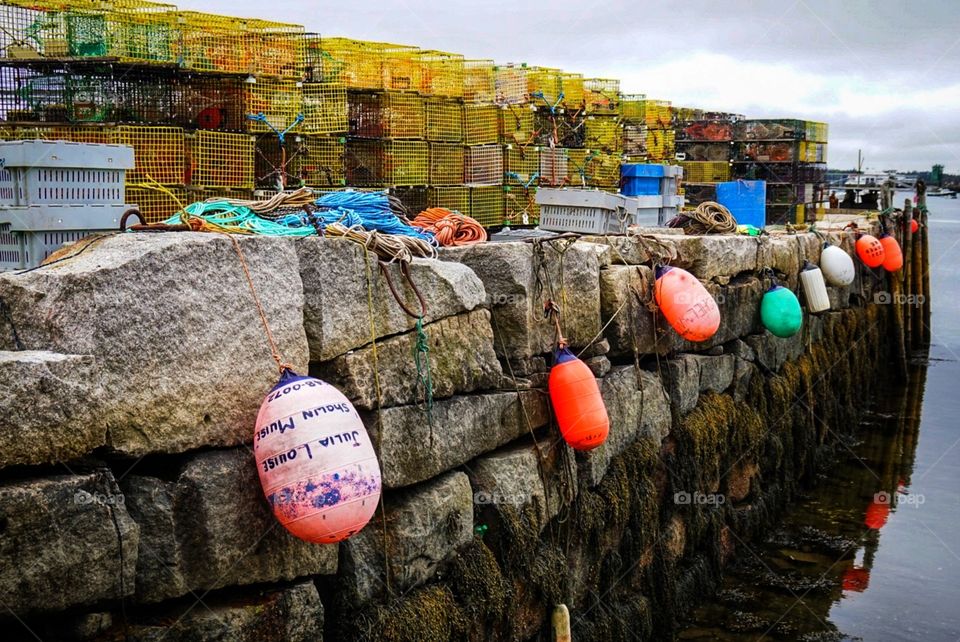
[761,285,803,338]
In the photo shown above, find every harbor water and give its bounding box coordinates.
[677,194,960,641]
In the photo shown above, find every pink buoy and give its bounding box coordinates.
[254,369,381,544]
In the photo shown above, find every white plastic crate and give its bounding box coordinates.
[0,140,135,270]
[536,188,640,234]
[0,140,135,206]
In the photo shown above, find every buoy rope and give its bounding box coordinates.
[666,201,738,235]
[410,208,487,246]
[224,234,292,375]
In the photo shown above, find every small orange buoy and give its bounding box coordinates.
[910,218,919,234]
[549,348,609,451]
[864,494,891,530]
[879,234,903,272]
[654,266,721,342]
[855,234,885,268]
[254,369,382,544]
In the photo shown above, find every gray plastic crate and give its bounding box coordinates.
[536,188,639,234]
[0,140,135,270]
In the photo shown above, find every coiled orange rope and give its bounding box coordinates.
[411,208,488,246]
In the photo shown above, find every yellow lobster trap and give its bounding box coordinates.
[419,50,464,98]
[494,64,528,105]
[463,59,495,104]
[584,115,623,154]
[348,91,424,139]
[504,144,539,186]
[468,185,504,226]
[111,124,185,184]
[679,161,731,183]
[428,142,464,186]
[526,66,562,105]
[539,147,569,187]
[345,139,428,186]
[584,78,621,114]
[425,98,464,142]
[619,93,646,121]
[186,130,255,189]
[504,184,538,224]
[244,78,303,134]
[644,127,676,162]
[463,104,499,145]
[126,184,187,223]
[427,186,468,213]
[499,104,536,146]
[301,82,347,134]
[559,72,584,109]
[464,144,503,185]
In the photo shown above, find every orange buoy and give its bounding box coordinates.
[842,566,870,593]
[855,234,885,268]
[879,234,903,272]
[910,218,919,234]
[548,348,609,451]
[254,369,381,544]
[864,494,891,530]
[654,266,721,342]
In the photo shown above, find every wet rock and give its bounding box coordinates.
[0,471,139,613]
[506,355,548,377]
[366,390,550,488]
[314,309,502,410]
[670,235,760,279]
[584,354,611,378]
[0,233,309,457]
[0,350,104,468]
[746,330,805,373]
[122,448,338,603]
[440,241,601,358]
[115,581,324,642]
[663,355,700,416]
[725,338,756,361]
[579,234,652,265]
[599,264,657,357]
[340,471,473,605]
[579,367,670,486]
[300,238,485,361]
[579,337,610,358]
[726,460,759,502]
[690,354,735,393]
[731,357,757,402]
[468,439,577,534]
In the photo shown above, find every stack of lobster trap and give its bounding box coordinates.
[671,107,741,206]
[731,118,829,224]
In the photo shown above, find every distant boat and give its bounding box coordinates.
[926,186,957,198]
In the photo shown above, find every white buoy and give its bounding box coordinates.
[820,243,856,286]
[799,260,831,313]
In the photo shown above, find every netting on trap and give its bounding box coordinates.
[243,78,303,134]
[291,135,346,187]
[526,66,561,105]
[643,127,675,162]
[345,138,428,186]
[539,147,569,187]
[679,161,731,183]
[419,50,464,98]
[186,130,255,189]
[463,104,498,145]
[0,64,175,124]
[241,17,304,77]
[427,185,468,213]
[463,59,495,104]
[641,99,671,128]
[504,184,538,223]
[494,64,527,105]
[464,144,503,185]
[583,115,622,154]
[584,78,620,114]
[111,124,185,184]
[126,184,187,223]
[301,82,347,135]
[558,72,584,109]
[619,93,646,121]
[504,144,539,186]
[425,98,464,142]
[468,185,504,226]
[498,104,535,146]
[348,90,424,139]
[428,142,464,186]
[174,11,252,74]
[172,74,246,131]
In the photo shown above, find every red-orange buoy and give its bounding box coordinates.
[864,494,891,530]
[548,348,609,451]
[879,234,903,272]
[254,369,381,544]
[910,218,919,234]
[654,266,721,342]
[855,234,885,268]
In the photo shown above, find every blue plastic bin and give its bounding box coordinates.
[621,164,665,196]
[716,180,766,228]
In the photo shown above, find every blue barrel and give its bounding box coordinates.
[716,180,766,228]
[621,164,665,196]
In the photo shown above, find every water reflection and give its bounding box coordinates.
[677,363,927,641]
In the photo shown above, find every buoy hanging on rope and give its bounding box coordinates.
[760,282,803,338]
[549,347,609,451]
[820,243,856,286]
[910,218,919,234]
[254,369,382,544]
[855,233,885,268]
[799,260,831,313]
[879,234,903,272]
[654,266,721,342]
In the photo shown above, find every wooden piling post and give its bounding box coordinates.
[917,182,932,346]
[902,199,914,351]
[889,198,908,380]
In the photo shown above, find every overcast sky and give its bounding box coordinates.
[182,0,960,173]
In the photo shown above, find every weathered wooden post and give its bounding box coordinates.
[917,181,931,347]
[902,199,914,350]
